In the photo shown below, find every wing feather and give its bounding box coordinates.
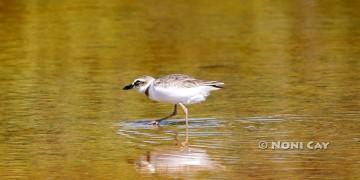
[153,74,224,88]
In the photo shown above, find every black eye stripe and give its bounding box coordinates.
[134,80,142,85]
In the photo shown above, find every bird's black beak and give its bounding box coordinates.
[123,84,134,90]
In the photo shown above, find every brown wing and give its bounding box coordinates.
[154,74,224,88]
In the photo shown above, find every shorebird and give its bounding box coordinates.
[123,74,224,144]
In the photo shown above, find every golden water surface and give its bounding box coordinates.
[0,0,359,179]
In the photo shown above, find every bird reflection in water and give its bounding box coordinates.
[135,146,220,174]
[134,132,223,175]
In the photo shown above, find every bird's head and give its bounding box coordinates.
[123,75,155,94]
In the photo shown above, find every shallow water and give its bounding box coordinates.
[0,0,359,179]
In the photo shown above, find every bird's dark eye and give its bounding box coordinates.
[134,80,141,86]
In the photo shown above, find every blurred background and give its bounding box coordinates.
[0,0,359,179]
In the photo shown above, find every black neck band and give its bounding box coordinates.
[145,86,150,97]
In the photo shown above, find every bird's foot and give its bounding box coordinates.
[149,120,161,126]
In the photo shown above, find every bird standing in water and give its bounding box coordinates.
[123,74,224,145]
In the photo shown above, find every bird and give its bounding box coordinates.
[123,74,224,144]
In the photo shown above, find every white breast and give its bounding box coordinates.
[148,85,215,105]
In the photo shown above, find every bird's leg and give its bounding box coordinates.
[179,103,189,146]
[150,104,177,125]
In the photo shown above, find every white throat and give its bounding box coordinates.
[136,79,155,95]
